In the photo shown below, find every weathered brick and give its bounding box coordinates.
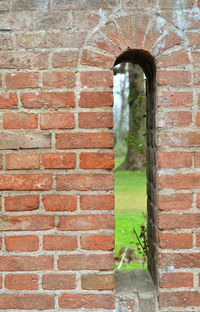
[194,152,200,167]
[52,51,79,68]
[80,152,114,169]
[58,253,114,270]
[0,33,13,50]
[0,93,18,109]
[0,52,48,69]
[81,70,113,88]
[79,91,113,107]
[186,32,200,49]
[0,12,33,31]
[89,31,121,56]
[159,252,200,268]
[79,112,113,128]
[157,152,192,168]
[0,133,51,150]
[34,11,71,30]
[157,132,200,147]
[160,291,200,307]
[158,173,200,189]
[6,153,40,170]
[157,193,192,210]
[5,195,39,211]
[50,0,117,9]
[72,12,100,30]
[5,235,39,251]
[158,232,193,248]
[159,0,195,8]
[42,71,76,88]
[192,52,200,67]
[5,274,38,290]
[12,0,49,10]
[56,173,113,191]
[153,32,182,54]
[81,273,115,290]
[21,91,75,108]
[157,91,193,107]
[194,71,200,86]
[6,72,39,89]
[0,255,54,271]
[40,112,74,129]
[0,294,54,310]
[157,111,192,127]
[3,113,38,129]
[0,173,52,190]
[195,232,200,247]
[159,272,193,288]
[42,153,76,169]
[42,194,76,211]
[16,32,86,49]
[158,70,191,86]
[42,274,76,290]
[43,235,77,251]
[80,194,115,210]
[56,132,113,149]
[81,49,114,68]
[59,214,114,231]
[80,234,114,250]
[159,213,200,229]
[0,215,54,231]
[59,293,115,309]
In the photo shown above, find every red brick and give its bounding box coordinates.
[0,51,48,69]
[157,111,192,127]
[40,112,74,129]
[101,21,124,49]
[16,31,86,49]
[42,194,76,211]
[157,50,190,68]
[159,213,200,229]
[59,293,115,309]
[89,31,121,56]
[81,273,115,290]
[158,173,200,189]
[194,71,200,86]
[158,70,191,86]
[0,173,52,190]
[79,112,113,128]
[42,153,76,169]
[194,153,200,167]
[80,194,115,210]
[56,173,113,191]
[157,152,192,168]
[157,193,192,210]
[159,252,200,268]
[192,52,200,67]
[56,132,113,149]
[0,215,54,231]
[195,232,200,247]
[3,113,38,129]
[81,70,113,88]
[0,255,54,271]
[186,32,200,49]
[158,232,193,248]
[79,91,113,107]
[58,253,114,270]
[6,153,40,170]
[0,294,54,310]
[43,235,77,251]
[34,11,71,30]
[42,71,76,88]
[0,133,51,150]
[154,32,182,54]
[6,72,39,89]
[21,91,75,108]
[42,274,76,290]
[160,272,193,288]
[80,152,114,169]
[5,235,39,251]
[0,93,18,109]
[52,51,79,68]
[0,155,2,170]
[72,12,100,30]
[59,214,114,231]
[5,274,38,290]
[5,195,39,211]
[81,234,114,250]
[158,91,193,107]
[81,49,114,68]
[158,132,200,147]
[160,291,200,307]
[197,193,200,208]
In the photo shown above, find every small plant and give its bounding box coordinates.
[131,224,148,265]
[126,135,144,153]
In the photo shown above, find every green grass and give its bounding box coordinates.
[115,157,147,269]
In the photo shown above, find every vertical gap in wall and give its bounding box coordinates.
[113,61,147,270]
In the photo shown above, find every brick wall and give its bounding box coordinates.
[0,0,199,311]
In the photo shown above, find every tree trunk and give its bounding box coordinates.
[117,63,146,171]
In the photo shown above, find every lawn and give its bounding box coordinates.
[115,157,147,269]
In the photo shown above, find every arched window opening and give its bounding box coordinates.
[113,49,156,281]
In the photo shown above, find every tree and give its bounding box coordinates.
[117,63,146,171]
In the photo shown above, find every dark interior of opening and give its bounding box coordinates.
[114,49,157,284]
